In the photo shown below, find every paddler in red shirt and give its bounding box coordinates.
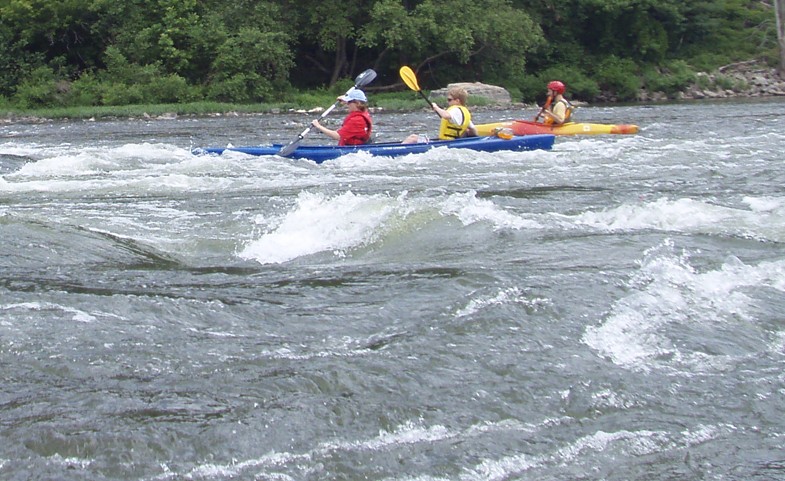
[311,88,373,145]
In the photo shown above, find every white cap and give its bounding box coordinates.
[338,88,367,103]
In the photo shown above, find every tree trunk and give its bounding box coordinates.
[777,0,785,75]
[329,36,349,87]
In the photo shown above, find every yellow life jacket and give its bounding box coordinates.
[438,105,472,140]
[544,98,574,125]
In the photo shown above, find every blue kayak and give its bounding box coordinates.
[193,134,555,163]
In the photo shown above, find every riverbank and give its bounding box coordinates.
[640,62,785,101]
[0,96,433,123]
[2,63,784,123]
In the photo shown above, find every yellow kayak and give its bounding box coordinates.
[476,120,639,136]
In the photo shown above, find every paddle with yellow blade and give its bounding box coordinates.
[400,65,511,140]
[277,68,377,157]
[399,66,441,119]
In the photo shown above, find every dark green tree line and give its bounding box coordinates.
[0,0,779,108]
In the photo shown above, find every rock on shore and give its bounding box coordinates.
[430,83,512,106]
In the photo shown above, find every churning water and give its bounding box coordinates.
[2,99,785,480]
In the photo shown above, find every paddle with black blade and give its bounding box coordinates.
[399,66,441,119]
[277,68,377,157]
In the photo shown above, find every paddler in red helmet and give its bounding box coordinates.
[537,80,573,125]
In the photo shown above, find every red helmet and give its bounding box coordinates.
[547,80,566,94]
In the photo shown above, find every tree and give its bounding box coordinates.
[0,0,105,73]
[777,0,785,73]
[279,0,373,86]
[208,27,294,102]
[360,0,543,88]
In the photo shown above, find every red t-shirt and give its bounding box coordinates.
[337,110,372,146]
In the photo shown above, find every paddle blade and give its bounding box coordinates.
[399,66,421,92]
[277,137,302,157]
[355,69,377,88]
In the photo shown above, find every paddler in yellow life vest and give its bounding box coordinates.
[540,80,573,125]
[403,86,477,143]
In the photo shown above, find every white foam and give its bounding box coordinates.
[239,189,549,264]
[239,191,398,264]
[583,239,785,371]
[1,301,96,323]
[440,191,542,230]
[455,287,551,318]
[573,196,785,242]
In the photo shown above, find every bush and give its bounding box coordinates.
[517,65,599,102]
[102,83,145,106]
[591,56,641,101]
[713,74,747,92]
[67,72,104,106]
[207,73,272,103]
[642,60,696,97]
[12,66,60,108]
[686,52,734,73]
[146,74,199,103]
[207,28,293,102]
[694,72,712,90]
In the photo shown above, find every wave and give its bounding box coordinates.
[147,414,734,481]
[240,191,785,264]
[572,196,785,242]
[583,238,785,372]
[238,190,547,265]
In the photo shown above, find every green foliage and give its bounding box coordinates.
[208,27,293,102]
[66,71,104,106]
[591,56,642,101]
[642,60,696,97]
[101,83,145,106]
[147,74,200,103]
[694,73,712,90]
[0,0,778,109]
[517,66,600,103]
[90,47,199,105]
[0,0,104,74]
[330,78,357,95]
[677,0,774,68]
[713,74,748,92]
[207,74,261,103]
[12,66,61,108]
[360,0,543,85]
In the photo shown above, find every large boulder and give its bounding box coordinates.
[430,82,512,106]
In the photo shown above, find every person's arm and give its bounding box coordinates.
[312,119,340,141]
[438,105,475,136]
[431,102,453,120]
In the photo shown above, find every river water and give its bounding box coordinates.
[2,99,785,480]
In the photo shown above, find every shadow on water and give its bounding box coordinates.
[477,185,609,199]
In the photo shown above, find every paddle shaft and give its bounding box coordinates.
[416,90,437,113]
[399,66,441,119]
[534,95,553,121]
[290,102,339,143]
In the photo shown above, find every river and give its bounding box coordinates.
[2,99,784,480]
